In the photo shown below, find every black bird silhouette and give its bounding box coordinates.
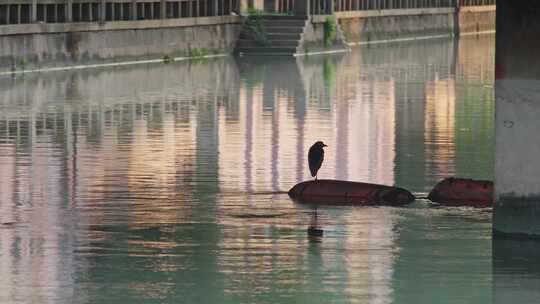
[308,141,327,180]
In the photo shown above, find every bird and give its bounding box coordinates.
[308,141,327,180]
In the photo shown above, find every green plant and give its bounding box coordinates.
[163,55,174,63]
[323,16,337,48]
[191,49,202,57]
[246,9,269,47]
[242,65,265,86]
[323,57,335,88]
[246,7,262,15]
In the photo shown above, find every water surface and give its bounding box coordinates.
[0,35,497,303]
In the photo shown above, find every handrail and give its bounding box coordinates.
[0,0,496,26]
[0,0,240,25]
[311,0,495,16]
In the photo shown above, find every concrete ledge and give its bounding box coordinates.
[0,16,242,36]
[493,229,540,240]
[460,5,496,13]
[0,20,241,74]
[332,7,455,21]
[345,34,453,46]
[313,6,495,23]
[494,197,540,238]
[0,53,229,76]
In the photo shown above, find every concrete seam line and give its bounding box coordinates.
[459,5,496,13]
[460,30,496,36]
[343,30,495,47]
[0,54,228,76]
[0,17,242,36]
[334,8,455,20]
[345,34,452,46]
[295,49,350,56]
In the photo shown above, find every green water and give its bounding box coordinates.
[0,35,510,303]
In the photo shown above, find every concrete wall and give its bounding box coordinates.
[458,5,496,35]
[297,6,495,55]
[300,17,347,54]
[332,6,495,46]
[0,6,495,72]
[336,8,456,45]
[0,16,241,73]
[493,0,540,238]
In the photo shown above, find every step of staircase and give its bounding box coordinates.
[259,15,307,20]
[237,39,299,48]
[236,47,298,56]
[235,15,308,56]
[239,31,302,40]
[263,26,304,34]
[266,32,303,40]
[262,19,306,27]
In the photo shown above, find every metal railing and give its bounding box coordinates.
[0,0,495,25]
[460,0,495,6]
[0,0,239,25]
[332,0,455,13]
[311,0,494,15]
[268,0,295,14]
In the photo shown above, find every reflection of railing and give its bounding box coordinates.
[311,0,494,15]
[0,0,239,25]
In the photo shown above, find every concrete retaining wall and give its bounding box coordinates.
[459,6,496,35]
[0,16,241,73]
[335,8,456,45]
[0,6,495,72]
[331,6,495,46]
[300,17,347,54]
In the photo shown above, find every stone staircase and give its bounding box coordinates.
[235,15,308,56]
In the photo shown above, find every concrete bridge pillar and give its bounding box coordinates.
[494,0,540,238]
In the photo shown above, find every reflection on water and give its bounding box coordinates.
[0,35,495,304]
[493,239,540,303]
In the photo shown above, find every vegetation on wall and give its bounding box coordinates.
[323,16,337,47]
[246,8,269,46]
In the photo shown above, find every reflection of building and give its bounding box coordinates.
[0,129,78,303]
[0,58,238,303]
[215,53,401,303]
[391,36,495,303]
[424,77,456,182]
[454,34,495,180]
[346,77,396,185]
[222,53,399,191]
[342,208,398,304]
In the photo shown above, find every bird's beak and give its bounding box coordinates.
[323,144,328,147]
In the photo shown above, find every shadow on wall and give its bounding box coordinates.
[493,238,540,303]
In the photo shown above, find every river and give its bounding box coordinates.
[0,34,496,303]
